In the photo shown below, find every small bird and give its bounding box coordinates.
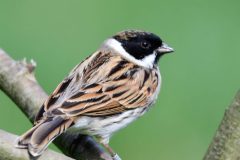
[16,30,174,159]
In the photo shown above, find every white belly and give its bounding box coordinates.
[71,107,146,143]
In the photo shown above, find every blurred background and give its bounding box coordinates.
[0,0,240,159]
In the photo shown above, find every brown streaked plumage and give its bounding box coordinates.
[16,30,174,159]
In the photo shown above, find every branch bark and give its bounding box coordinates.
[0,49,112,160]
[0,129,73,160]
[204,90,240,160]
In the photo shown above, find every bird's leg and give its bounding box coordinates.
[101,143,122,160]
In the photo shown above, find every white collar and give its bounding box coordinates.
[102,38,156,69]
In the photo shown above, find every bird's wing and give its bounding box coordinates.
[35,51,156,123]
[57,79,147,117]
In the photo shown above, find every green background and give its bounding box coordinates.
[0,1,239,159]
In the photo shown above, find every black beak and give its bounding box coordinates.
[156,43,174,54]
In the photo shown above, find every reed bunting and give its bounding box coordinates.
[16,30,174,160]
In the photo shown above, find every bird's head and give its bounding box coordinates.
[102,30,174,68]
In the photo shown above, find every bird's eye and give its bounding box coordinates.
[141,41,151,49]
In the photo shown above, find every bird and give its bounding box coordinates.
[16,30,174,160]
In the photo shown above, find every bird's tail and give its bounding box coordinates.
[16,116,73,156]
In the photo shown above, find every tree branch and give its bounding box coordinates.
[0,49,112,160]
[204,90,240,160]
[0,129,73,160]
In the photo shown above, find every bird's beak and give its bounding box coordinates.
[156,43,174,54]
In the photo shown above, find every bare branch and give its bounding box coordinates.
[0,129,73,160]
[204,90,240,160]
[0,49,112,160]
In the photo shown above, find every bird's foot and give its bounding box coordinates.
[112,153,122,160]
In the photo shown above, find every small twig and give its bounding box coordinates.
[0,49,112,160]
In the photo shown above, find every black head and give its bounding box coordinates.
[113,30,174,64]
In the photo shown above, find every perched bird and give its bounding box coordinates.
[16,30,174,159]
